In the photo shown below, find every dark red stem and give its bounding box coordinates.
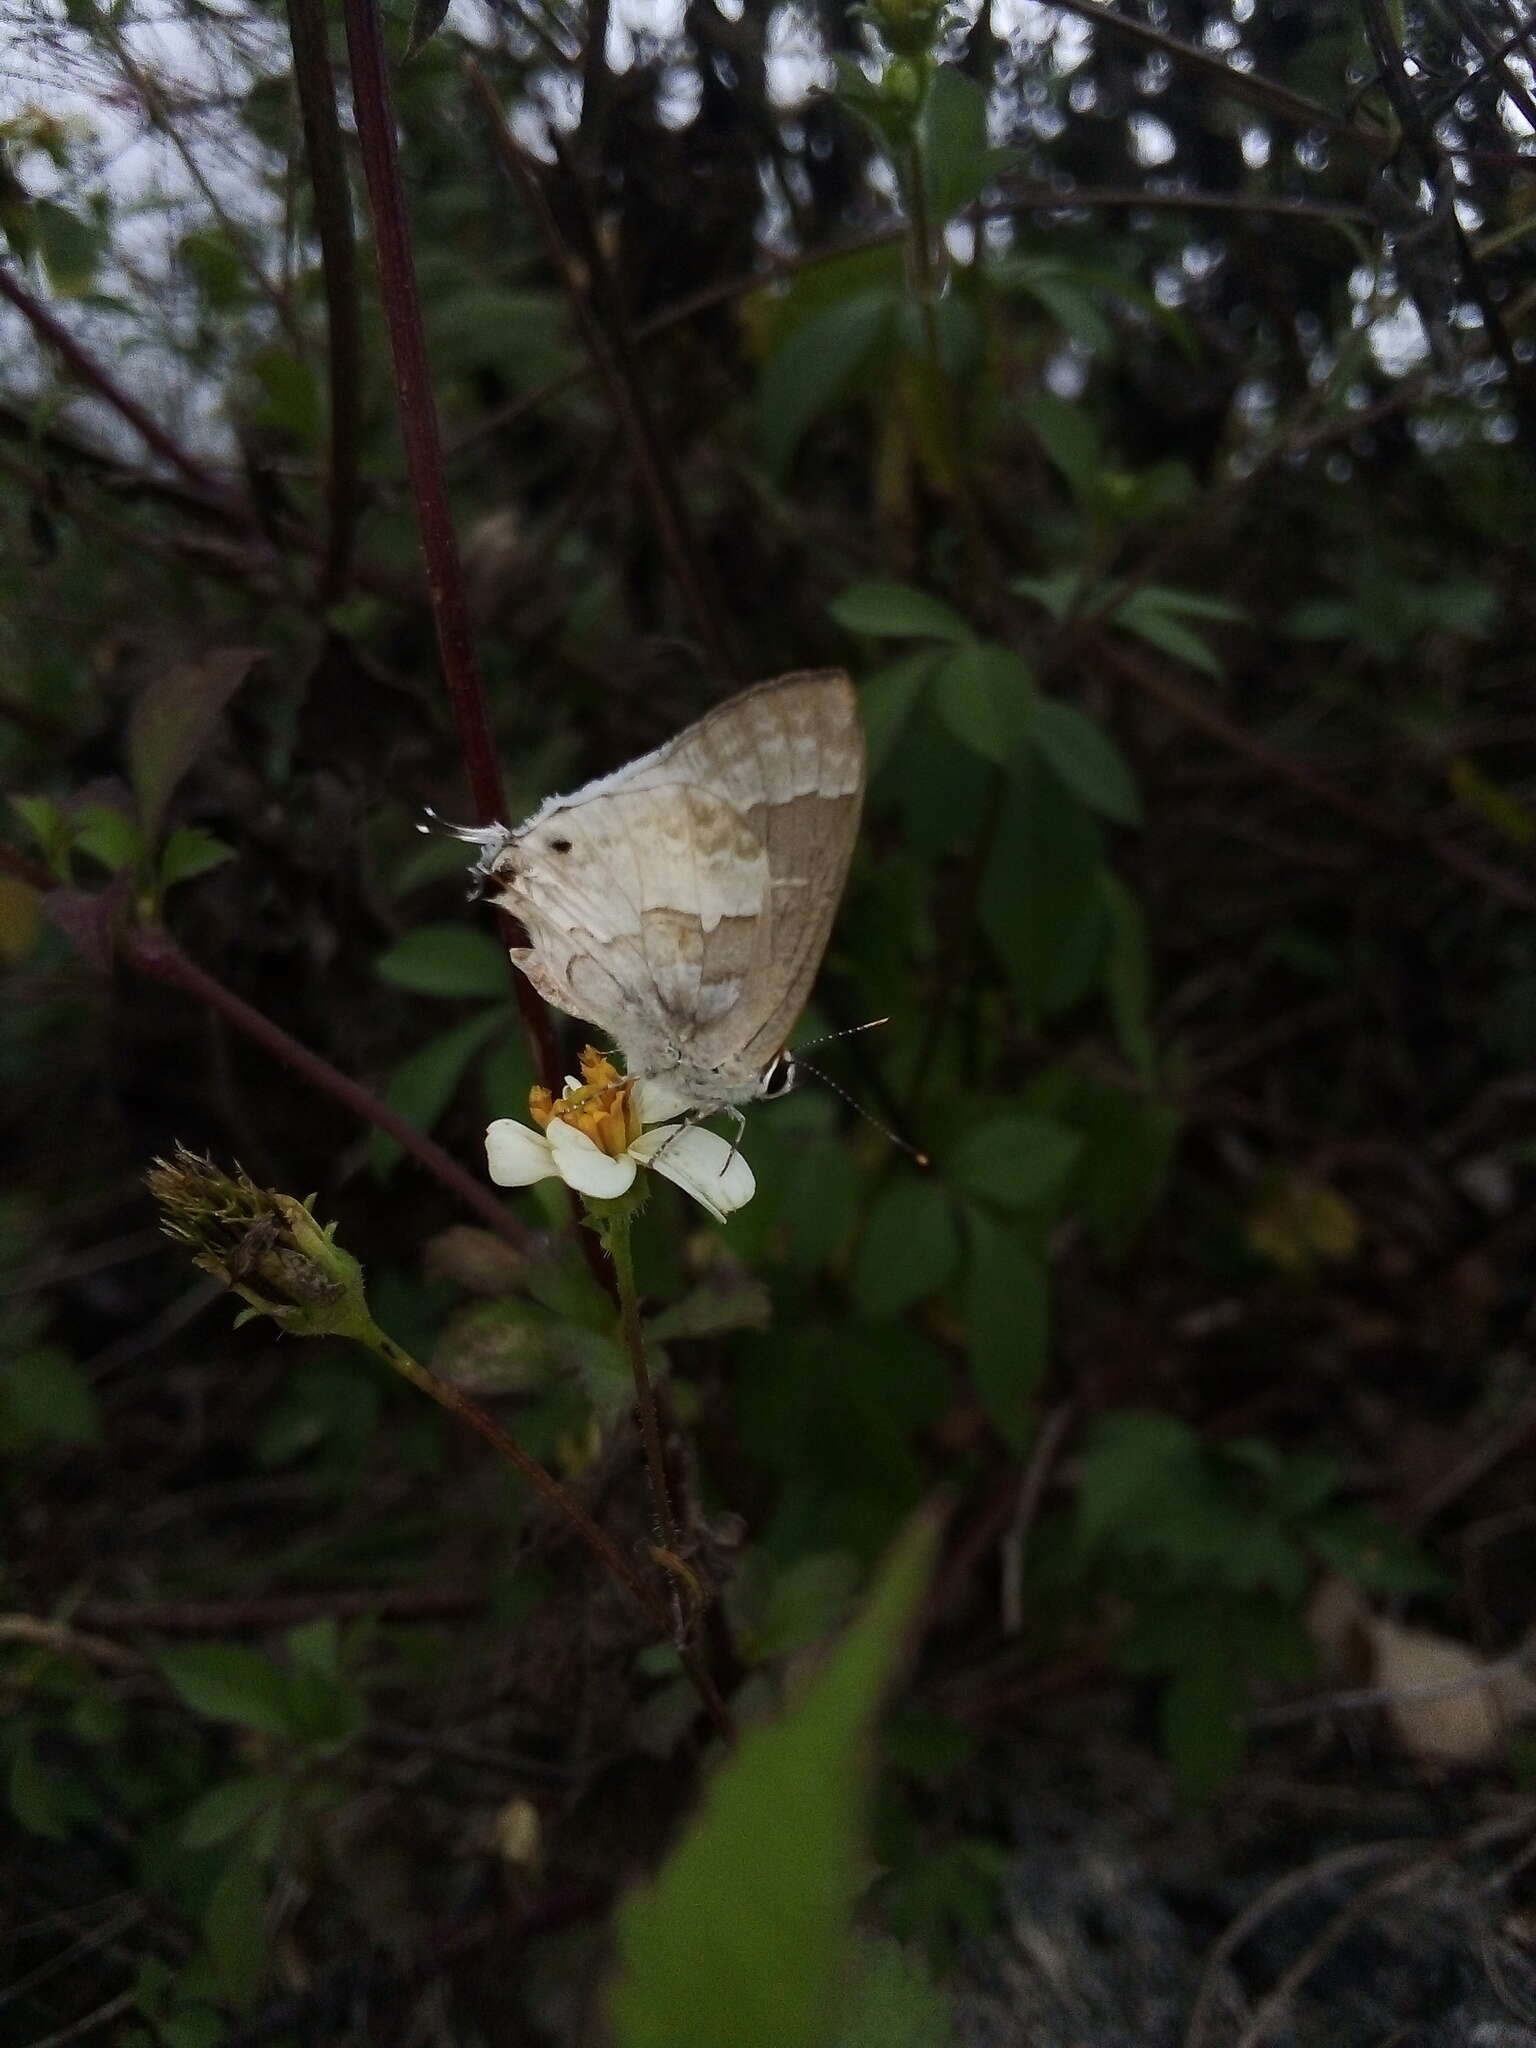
[127,925,533,1251]
[0,263,243,513]
[338,0,561,1092]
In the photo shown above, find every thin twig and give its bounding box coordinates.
[1096,638,1536,913]
[338,0,560,1092]
[284,0,363,603]
[1000,1403,1073,1636]
[0,263,242,512]
[366,1317,733,1741]
[1044,0,1392,158]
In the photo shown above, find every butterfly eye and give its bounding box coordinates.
[549,836,572,854]
[759,1051,797,1099]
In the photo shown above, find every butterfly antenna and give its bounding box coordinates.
[795,1056,929,1168]
[794,1016,891,1053]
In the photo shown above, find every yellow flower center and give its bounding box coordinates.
[526,1045,640,1159]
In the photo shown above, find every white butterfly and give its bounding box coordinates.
[460,670,865,1127]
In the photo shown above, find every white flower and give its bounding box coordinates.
[485,1048,754,1224]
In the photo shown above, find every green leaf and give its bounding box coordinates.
[370,1010,500,1175]
[611,1513,939,2048]
[1100,872,1155,1081]
[159,825,236,890]
[948,1115,1081,1211]
[158,1644,294,1739]
[8,1732,67,1838]
[178,226,249,311]
[965,1212,1047,1454]
[1029,699,1140,824]
[376,925,509,998]
[1020,393,1101,503]
[1076,1411,1202,1552]
[10,792,72,874]
[1067,1082,1180,1261]
[829,581,970,643]
[74,802,141,874]
[128,649,261,849]
[245,344,323,448]
[203,1854,266,2010]
[33,198,102,295]
[1,1344,101,1445]
[979,754,1104,1026]
[832,1935,953,2048]
[932,643,1035,766]
[752,1550,862,1662]
[853,1179,960,1317]
[923,68,1013,221]
[1114,590,1225,677]
[406,0,450,56]
[759,289,898,475]
[1160,1652,1247,1807]
[1009,570,1083,622]
[1308,1507,1450,1595]
[859,652,939,776]
[181,1775,288,1852]
[1125,584,1247,623]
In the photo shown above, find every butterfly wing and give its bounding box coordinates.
[490,671,864,1089]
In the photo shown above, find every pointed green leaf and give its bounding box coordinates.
[370,1010,500,1175]
[932,643,1035,766]
[829,581,971,643]
[611,1513,939,2048]
[376,925,509,998]
[1030,698,1140,824]
[758,290,897,475]
[853,1179,960,1316]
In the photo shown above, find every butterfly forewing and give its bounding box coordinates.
[486,671,864,1107]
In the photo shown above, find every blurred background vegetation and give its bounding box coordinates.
[3,0,1536,2039]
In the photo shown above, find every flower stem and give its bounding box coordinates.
[356,1311,733,1741]
[604,1211,681,1563]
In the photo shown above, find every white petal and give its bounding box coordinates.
[545,1118,638,1199]
[485,1120,558,1187]
[631,1124,754,1222]
[633,1074,698,1125]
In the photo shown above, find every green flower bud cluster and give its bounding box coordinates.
[147,1146,371,1341]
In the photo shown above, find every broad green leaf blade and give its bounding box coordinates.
[932,643,1035,766]
[853,1179,961,1317]
[159,824,236,889]
[830,581,971,643]
[370,1010,500,1176]
[611,1512,939,2048]
[980,754,1105,1025]
[948,1114,1081,1211]
[204,1853,267,2009]
[1114,594,1224,677]
[965,1211,1047,1454]
[376,925,509,998]
[1029,698,1140,824]
[859,652,938,777]
[158,1644,295,1739]
[758,290,897,476]
[181,1774,288,1852]
[1019,393,1101,504]
[128,649,262,848]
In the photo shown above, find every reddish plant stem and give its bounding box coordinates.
[338,0,560,1093]
[126,924,535,1251]
[0,840,55,892]
[0,263,243,514]
[284,0,363,604]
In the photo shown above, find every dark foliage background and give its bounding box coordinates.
[3,0,1536,2039]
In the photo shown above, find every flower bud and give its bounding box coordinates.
[146,1146,371,1340]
